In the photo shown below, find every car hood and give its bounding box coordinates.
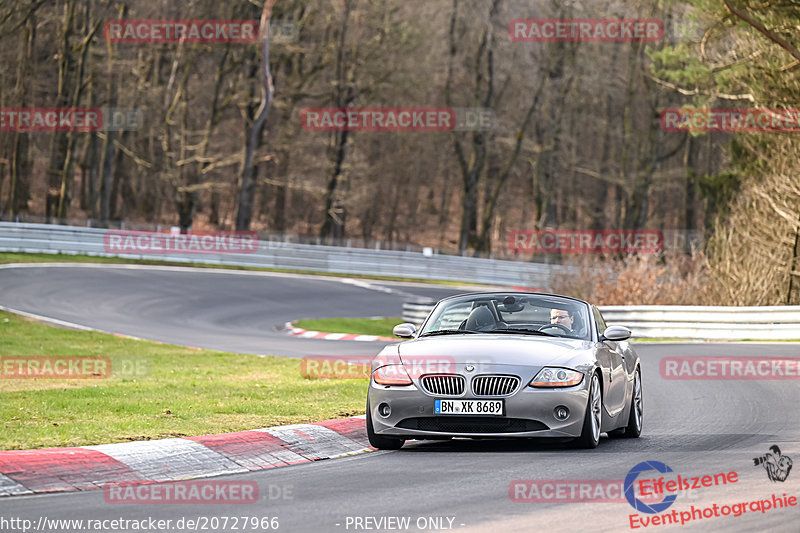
[396,335,595,368]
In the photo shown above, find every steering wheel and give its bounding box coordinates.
[538,323,572,334]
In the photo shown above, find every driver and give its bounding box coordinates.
[550,308,574,331]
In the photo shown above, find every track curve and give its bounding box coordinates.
[0,263,462,357]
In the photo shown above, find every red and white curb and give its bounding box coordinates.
[284,322,396,342]
[0,416,371,497]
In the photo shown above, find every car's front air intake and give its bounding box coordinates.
[397,417,548,433]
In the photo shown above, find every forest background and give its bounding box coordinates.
[1,0,798,305]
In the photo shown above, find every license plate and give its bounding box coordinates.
[434,399,504,416]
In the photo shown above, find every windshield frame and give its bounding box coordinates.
[418,292,595,341]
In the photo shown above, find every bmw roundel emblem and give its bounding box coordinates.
[465,364,475,372]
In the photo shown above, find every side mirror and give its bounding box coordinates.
[601,325,631,342]
[393,323,417,339]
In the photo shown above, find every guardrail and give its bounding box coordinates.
[600,306,800,341]
[0,222,567,287]
[403,300,438,325]
[402,301,800,341]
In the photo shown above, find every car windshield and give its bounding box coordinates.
[420,293,592,341]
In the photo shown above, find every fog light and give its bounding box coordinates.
[378,403,391,417]
[554,406,569,421]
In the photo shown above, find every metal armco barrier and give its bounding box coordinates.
[0,222,567,287]
[402,301,800,341]
[402,300,437,325]
[600,306,800,341]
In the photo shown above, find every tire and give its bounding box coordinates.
[610,367,642,439]
[366,399,405,450]
[573,372,602,449]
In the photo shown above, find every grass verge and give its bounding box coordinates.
[290,321,800,344]
[0,310,367,450]
[293,317,401,338]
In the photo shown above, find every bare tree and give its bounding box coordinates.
[236,0,276,231]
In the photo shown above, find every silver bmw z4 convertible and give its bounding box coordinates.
[367,292,642,450]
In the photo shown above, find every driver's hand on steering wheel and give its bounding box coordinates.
[538,323,572,334]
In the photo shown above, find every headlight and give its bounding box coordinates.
[529,367,584,388]
[373,364,413,386]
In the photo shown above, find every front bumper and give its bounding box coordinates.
[368,380,590,439]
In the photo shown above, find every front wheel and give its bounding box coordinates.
[573,372,602,449]
[366,400,405,450]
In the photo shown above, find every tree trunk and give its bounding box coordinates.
[99,4,125,223]
[271,148,290,232]
[109,138,126,219]
[319,0,356,240]
[82,132,99,213]
[56,1,99,219]
[683,136,698,253]
[45,0,76,222]
[236,0,277,231]
[590,45,622,231]
[320,128,351,241]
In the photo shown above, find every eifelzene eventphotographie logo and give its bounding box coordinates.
[754,445,793,483]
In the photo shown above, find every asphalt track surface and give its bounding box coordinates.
[0,263,463,357]
[1,264,799,533]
